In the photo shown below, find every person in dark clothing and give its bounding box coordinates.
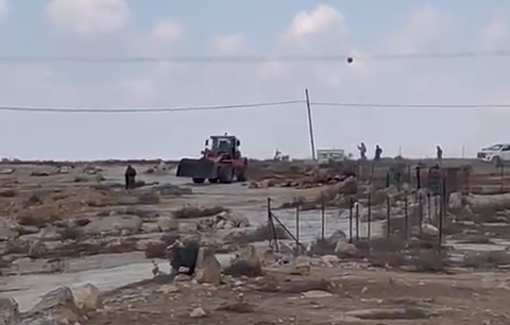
[374,145,382,161]
[436,145,443,161]
[125,165,137,189]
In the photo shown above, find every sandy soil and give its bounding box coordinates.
[2,158,510,324]
[87,266,510,325]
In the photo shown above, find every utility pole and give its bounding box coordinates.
[305,88,316,161]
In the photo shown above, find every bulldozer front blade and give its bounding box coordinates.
[176,158,218,179]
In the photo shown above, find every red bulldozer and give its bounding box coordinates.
[176,134,248,184]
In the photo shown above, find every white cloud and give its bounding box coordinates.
[284,4,345,44]
[46,0,130,34]
[390,4,448,53]
[0,0,8,18]
[150,21,182,49]
[120,78,155,103]
[481,13,508,46]
[211,33,248,55]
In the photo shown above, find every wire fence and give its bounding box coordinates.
[264,164,464,255]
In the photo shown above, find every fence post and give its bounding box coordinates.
[415,167,421,201]
[355,201,360,241]
[267,197,279,252]
[295,205,300,255]
[427,192,431,223]
[418,193,423,235]
[349,197,353,243]
[501,164,505,193]
[321,199,325,240]
[367,193,372,240]
[404,195,409,239]
[439,174,446,251]
[386,194,391,237]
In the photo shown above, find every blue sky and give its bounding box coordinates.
[0,0,508,160]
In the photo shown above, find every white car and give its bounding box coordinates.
[477,143,510,166]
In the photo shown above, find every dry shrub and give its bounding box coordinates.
[17,213,60,227]
[138,191,161,205]
[58,227,84,241]
[232,224,290,243]
[462,250,510,269]
[172,206,227,219]
[308,238,336,256]
[0,189,17,198]
[224,260,264,278]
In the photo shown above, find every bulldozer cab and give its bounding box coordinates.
[205,135,241,158]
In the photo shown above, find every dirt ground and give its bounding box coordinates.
[87,266,510,325]
[3,158,510,324]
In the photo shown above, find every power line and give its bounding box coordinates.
[0,100,304,113]
[311,102,510,108]
[1,50,510,63]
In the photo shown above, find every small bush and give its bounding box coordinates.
[172,206,227,219]
[224,260,264,278]
[233,224,290,244]
[145,242,167,259]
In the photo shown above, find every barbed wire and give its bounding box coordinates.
[1,50,510,63]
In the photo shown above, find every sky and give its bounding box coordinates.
[0,0,509,160]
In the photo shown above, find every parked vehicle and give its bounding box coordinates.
[476,143,510,166]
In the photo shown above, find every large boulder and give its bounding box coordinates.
[81,215,143,236]
[0,217,18,241]
[194,248,222,286]
[73,283,103,313]
[157,216,179,232]
[21,287,83,325]
[0,298,21,325]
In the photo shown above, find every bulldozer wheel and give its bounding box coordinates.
[192,178,205,184]
[218,165,233,184]
[208,178,218,183]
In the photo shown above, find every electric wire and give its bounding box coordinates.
[0,100,509,114]
[1,50,510,63]
[311,102,510,109]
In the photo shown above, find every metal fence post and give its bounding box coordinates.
[349,197,353,243]
[321,200,325,240]
[295,205,300,255]
[355,201,360,241]
[386,194,391,237]
[367,193,372,240]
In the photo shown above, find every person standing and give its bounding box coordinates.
[374,145,382,161]
[436,145,443,162]
[358,142,367,160]
[125,165,137,189]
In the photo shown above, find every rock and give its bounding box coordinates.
[334,240,357,256]
[195,248,222,286]
[157,216,179,232]
[449,192,463,209]
[422,223,439,237]
[345,307,431,320]
[302,290,333,298]
[190,307,207,318]
[37,225,61,240]
[28,240,48,259]
[0,298,21,325]
[5,238,29,254]
[0,168,14,175]
[322,255,340,267]
[0,218,18,240]
[73,283,102,313]
[24,287,83,324]
[157,284,180,294]
[141,222,161,233]
[0,189,17,198]
[81,215,143,236]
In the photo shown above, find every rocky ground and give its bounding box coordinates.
[2,158,510,324]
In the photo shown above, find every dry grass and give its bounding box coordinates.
[172,206,227,219]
